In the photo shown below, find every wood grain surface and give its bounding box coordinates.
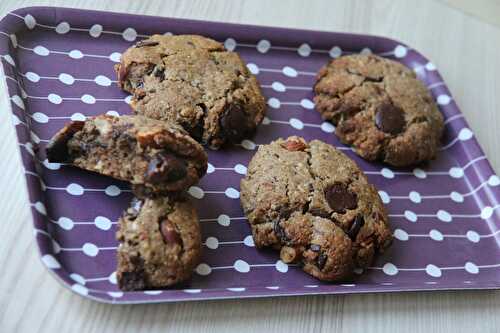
[1,1,499,332]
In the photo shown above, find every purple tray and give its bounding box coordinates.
[2,6,500,304]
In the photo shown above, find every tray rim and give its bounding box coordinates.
[1,5,499,304]
[2,5,412,48]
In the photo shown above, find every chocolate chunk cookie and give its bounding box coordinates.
[240,136,392,281]
[46,115,207,194]
[115,34,266,149]
[116,195,202,290]
[314,54,444,166]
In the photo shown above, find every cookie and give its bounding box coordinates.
[314,54,444,166]
[240,136,392,281]
[115,34,266,149]
[46,114,207,194]
[116,195,202,290]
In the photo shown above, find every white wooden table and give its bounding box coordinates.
[1,1,500,332]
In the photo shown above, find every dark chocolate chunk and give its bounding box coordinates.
[118,256,146,291]
[347,215,365,240]
[46,121,85,163]
[135,40,159,48]
[145,153,187,184]
[317,253,328,270]
[190,122,204,143]
[308,208,332,219]
[154,70,165,81]
[219,104,253,143]
[119,271,146,291]
[196,103,207,114]
[375,102,405,135]
[190,103,207,142]
[152,66,165,81]
[324,183,358,213]
[274,221,289,243]
[363,76,383,83]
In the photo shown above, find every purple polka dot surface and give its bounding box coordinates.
[2,7,500,304]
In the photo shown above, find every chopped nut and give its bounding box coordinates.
[117,63,129,84]
[281,137,307,151]
[160,219,182,245]
[280,246,297,263]
[136,130,161,148]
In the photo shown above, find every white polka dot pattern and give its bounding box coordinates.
[383,263,398,276]
[24,14,36,29]
[55,22,70,34]
[257,40,271,53]
[95,216,112,231]
[109,52,121,62]
[42,254,61,269]
[89,24,103,38]
[122,27,137,42]
[70,273,86,285]
[71,284,89,296]
[69,50,83,59]
[393,229,408,241]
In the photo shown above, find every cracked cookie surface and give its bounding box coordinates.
[117,195,202,290]
[240,136,392,281]
[115,34,266,149]
[46,114,207,194]
[314,54,444,166]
